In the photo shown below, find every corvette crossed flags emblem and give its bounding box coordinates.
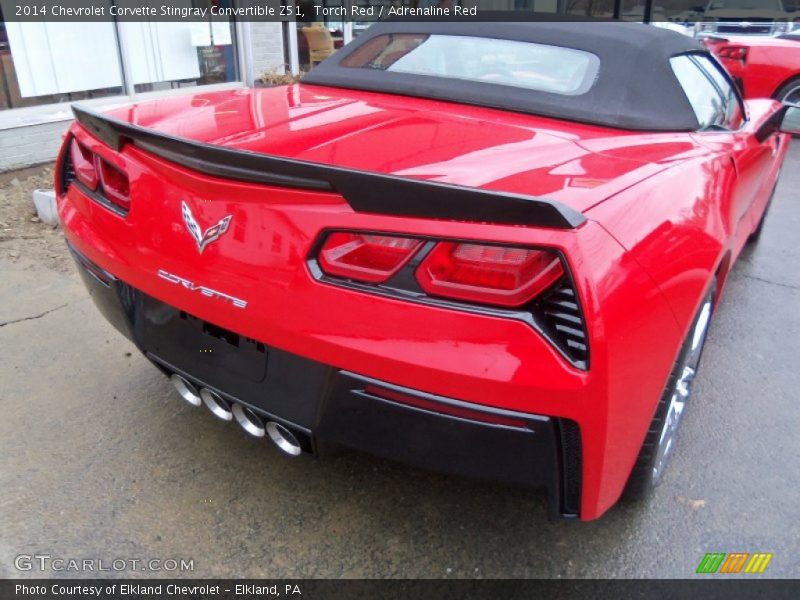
[181,201,232,254]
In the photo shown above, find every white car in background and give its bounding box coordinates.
[695,0,791,37]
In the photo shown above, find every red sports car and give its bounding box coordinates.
[55,22,798,521]
[704,31,800,100]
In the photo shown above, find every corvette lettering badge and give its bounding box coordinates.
[181,201,232,254]
[158,270,248,309]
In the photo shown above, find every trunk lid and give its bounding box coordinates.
[104,84,706,214]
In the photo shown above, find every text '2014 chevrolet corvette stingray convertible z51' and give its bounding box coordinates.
[56,20,798,520]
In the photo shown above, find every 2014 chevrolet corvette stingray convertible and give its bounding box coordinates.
[56,21,798,520]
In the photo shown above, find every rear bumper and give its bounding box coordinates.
[69,242,581,520]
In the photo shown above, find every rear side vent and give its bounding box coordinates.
[557,418,582,517]
[534,277,589,369]
[58,136,77,195]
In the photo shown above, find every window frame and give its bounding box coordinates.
[689,52,747,131]
[672,51,748,133]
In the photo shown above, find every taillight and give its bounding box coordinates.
[69,139,98,190]
[312,232,586,366]
[66,135,130,213]
[416,242,564,307]
[718,46,748,61]
[98,158,130,210]
[318,232,423,283]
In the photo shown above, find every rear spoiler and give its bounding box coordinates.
[73,106,586,230]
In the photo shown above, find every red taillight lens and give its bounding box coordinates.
[318,232,423,283]
[416,242,564,307]
[69,139,98,190]
[718,46,748,61]
[97,158,130,210]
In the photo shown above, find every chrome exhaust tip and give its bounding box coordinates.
[200,388,233,421]
[170,374,201,407]
[266,421,303,456]
[232,403,266,438]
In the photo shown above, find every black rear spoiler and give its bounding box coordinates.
[72,106,586,230]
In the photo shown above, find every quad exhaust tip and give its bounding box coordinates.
[232,402,266,438]
[170,374,201,407]
[169,373,303,456]
[200,388,233,421]
[266,421,303,456]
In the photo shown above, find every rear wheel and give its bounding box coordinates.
[623,283,716,501]
[775,76,800,103]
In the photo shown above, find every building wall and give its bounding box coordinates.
[0,22,287,173]
[0,120,70,172]
[249,22,287,78]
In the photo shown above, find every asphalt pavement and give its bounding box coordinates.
[1,144,799,579]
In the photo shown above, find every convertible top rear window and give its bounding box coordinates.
[340,34,599,96]
[303,20,707,131]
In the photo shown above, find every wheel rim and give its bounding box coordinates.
[782,84,800,104]
[652,300,712,482]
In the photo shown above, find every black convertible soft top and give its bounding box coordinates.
[302,19,706,131]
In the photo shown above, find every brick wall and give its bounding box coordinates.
[0,120,70,172]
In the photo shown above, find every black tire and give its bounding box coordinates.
[774,75,800,103]
[623,282,716,501]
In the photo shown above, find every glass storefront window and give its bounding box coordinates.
[620,0,654,20]
[295,1,347,71]
[350,0,413,40]
[0,2,239,111]
[294,0,423,70]
[122,20,239,93]
[0,10,124,110]
[565,0,616,17]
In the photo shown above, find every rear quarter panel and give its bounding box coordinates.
[586,104,785,344]
[582,119,784,515]
[750,45,800,98]
[588,153,730,333]
[764,42,800,98]
[717,43,800,99]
